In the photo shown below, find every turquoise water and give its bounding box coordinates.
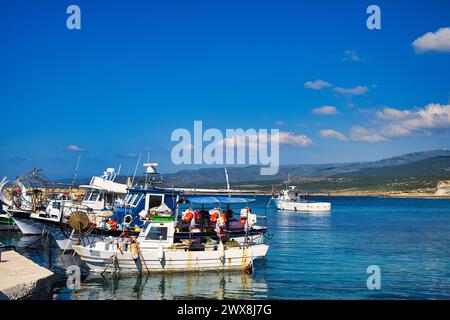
[1,196,449,299]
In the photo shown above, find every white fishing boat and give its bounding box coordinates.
[272,186,331,212]
[73,215,269,274]
[6,168,127,236]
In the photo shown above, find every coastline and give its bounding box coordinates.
[305,191,450,199]
[249,190,450,199]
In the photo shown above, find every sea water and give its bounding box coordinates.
[1,196,449,299]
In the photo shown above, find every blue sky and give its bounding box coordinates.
[1,0,450,179]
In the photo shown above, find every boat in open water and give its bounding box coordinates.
[272,186,331,212]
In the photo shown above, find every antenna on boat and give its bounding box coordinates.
[117,164,122,176]
[224,168,230,197]
[143,163,160,188]
[131,153,142,187]
[71,154,82,189]
[125,169,131,187]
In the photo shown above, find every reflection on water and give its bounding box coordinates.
[0,227,269,300]
[275,209,331,230]
[2,196,450,299]
[64,272,268,300]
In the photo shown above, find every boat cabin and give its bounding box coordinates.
[112,188,180,229]
[137,216,176,247]
[278,186,304,202]
[79,168,128,211]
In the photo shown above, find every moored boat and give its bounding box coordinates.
[73,215,269,274]
[6,168,127,236]
[272,186,331,212]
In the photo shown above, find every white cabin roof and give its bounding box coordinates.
[80,176,128,194]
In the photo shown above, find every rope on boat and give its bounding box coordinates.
[136,241,150,273]
[23,234,44,249]
[101,246,119,275]
[60,229,75,257]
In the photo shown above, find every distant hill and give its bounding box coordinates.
[66,150,450,192]
[162,149,450,188]
[282,156,450,192]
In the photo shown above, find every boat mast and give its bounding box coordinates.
[286,173,290,190]
[131,153,142,187]
[224,168,230,197]
[70,154,82,191]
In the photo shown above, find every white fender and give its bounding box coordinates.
[157,243,165,261]
[130,242,139,260]
[138,210,148,220]
[218,240,225,260]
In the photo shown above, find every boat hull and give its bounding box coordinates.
[0,214,19,231]
[4,213,267,251]
[73,243,269,273]
[11,216,44,235]
[273,199,331,212]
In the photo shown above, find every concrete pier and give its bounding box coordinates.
[0,250,54,300]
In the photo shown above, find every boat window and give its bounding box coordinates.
[145,226,167,241]
[124,193,133,204]
[125,193,137,206]
[148,195,163,209]
[142,222,150,233]
[84,190,99,201]
[104,193,113,205]
[132,194,143,206]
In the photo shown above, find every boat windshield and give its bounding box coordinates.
[84,190,100,202]
[124,193,143,207]
[145,225,168,241]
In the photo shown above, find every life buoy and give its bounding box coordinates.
[240,207,251,217]
[210,212,219,223]
[217,215,226,227]
[194,211,200,221]
[209,209,220,223]
[240,217,247,225]
[182,210,193,223]
[107,219,118,231]
[123,214,133,226]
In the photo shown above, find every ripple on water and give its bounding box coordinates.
[1,196,450,299]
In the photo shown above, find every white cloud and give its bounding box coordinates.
[380,124,412,138]
[350,103,450,142]
[412,27,450,53]
[275,120,286,126]
[377,103,450,137]
[66,144,86,152]
[312,106,338,115]
[376,107,411,120]
[318,129,348,141]
[217,131,312,150]
[334,86,369,95]
[304,80,332,90]
[350,126,386,143]
[344,50,361,61]
[117,153,140,158]
[278,132,313,147]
